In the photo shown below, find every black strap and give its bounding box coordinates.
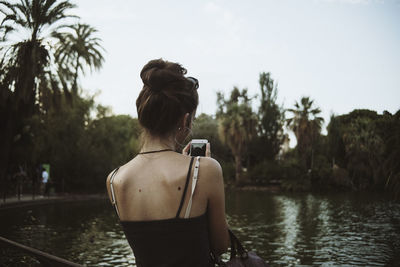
[110,167,120,180]
[176,156,195,218]
[228,229,248,260]
[210,230,248,265]
[138,149,173,155]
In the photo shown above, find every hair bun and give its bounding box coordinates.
[136,59,199,137]
[140,59,178,93]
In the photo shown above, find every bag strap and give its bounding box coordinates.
[109,167,120,218]
[228,229,248,260]
[211,229,249,265]
[184,156,200,218]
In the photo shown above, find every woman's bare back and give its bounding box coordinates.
[108,152,208,221]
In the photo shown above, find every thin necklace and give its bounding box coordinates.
[138,148,173,155]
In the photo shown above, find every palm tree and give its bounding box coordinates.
[217,87,258,185]
[0,0,77,198]
[53,23,104,94]
[0,0,78,115]
[286,96,324,170]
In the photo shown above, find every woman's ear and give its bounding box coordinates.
[182,113,191,128]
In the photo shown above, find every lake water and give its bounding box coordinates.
[0,191,399,266]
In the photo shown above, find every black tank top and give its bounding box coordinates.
[110,157,212,267]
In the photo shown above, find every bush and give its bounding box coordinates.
[311,154,333,189]
[220,161,235,184]
[279,157,311,191]
[248,160,281,185]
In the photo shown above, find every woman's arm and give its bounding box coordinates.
[201,157,230,256]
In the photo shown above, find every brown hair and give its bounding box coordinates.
[136,59,199,137]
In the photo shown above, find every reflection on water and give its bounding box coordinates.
[274,196,300,266]
[225,191,400,267]
[1,192,400,266]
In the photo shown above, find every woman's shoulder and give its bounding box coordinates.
[106,168,117,184]
[106,155,141,179]
[198,157,225,200]
[199,157,221,170]
[198,157,223,181]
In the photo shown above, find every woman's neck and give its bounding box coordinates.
[140,134,176,153]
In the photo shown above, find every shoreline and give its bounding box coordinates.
[0,194,108,210]
[233,185,281,192]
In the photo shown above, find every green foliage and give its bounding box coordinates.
[220,161,235,183]
[0,0,79,110]
[0,0,81,195]
[372,111,400,199]
[278,156,310,192]
[310,153,332,190]
[248,160,282,185]
[53,23,105,93]
[0,0,77,41]
[286,96,324,169]
[327,110,380,187]
[28,94,140,193]
[327,114,346,167]
[1,2,398,198]
[191,113,236,182]
[216,87,258,185]
[252,72,285,161]
[192,113,232,163]
[30,95,93,191]
[0,0,107,195]
[326,109,400,197]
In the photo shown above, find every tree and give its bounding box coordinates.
[343,116,383,189]
[53,23,104,93]
[0,0,78,198]
[327,109,396,191]
[217,87,258,185]
[250,72,285,163]
[379,111,400,200]
[0,0,77,109]
[30,94,141,193]
[191,113,234,178]
[0,1,106,196]
[286,97,324,170]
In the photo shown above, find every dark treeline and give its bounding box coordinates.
[15,95,140,193]
[1,1,399,200]
[194,73,400,200]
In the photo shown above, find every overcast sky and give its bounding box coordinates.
[72,0,399,136]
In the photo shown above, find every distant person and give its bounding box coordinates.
[34,165,41,197]
[106,59,229,266]
[42,169,49,196]
[14,165,27,199]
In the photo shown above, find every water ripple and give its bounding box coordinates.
[0,193,399,266]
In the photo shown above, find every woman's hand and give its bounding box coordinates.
[182,142,191,156]
[182,142,211,157]
[205,143,211,157]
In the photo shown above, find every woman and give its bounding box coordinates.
[106,59,229,266]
